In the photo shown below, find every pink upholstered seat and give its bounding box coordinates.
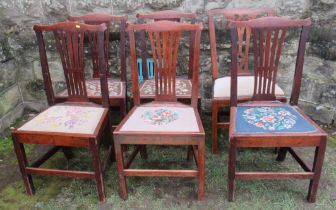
[119,103,200,133]
[18,105,106,134]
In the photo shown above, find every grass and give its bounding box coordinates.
[0,115,336,209]
[0,115,35,156]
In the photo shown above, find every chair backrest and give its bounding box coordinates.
[229,17,312,107]
[127,21,203,108]
[33,21,110,107]
[208,8,276,80]
[136,10,197,80]
[68,13,127,81]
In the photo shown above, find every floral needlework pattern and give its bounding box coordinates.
[140,79,192,96]
[141,109,179,125]
[59,79,123,97]
[242,107,297,131]
[34,106,98,129]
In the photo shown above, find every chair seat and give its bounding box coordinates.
[234,104,318,134]
[213,76,285,98]
[140,79,192,97]
[119,103,200,132]
[58,78,125,97]
[18,104,106,134]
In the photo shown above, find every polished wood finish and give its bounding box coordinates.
[136,10,200,108]
[113,21,205,200]
[12,22,111,202]
[208,8,285,153]
[67,14,127,117]
[228,17,327,202]
[208,8,276,80]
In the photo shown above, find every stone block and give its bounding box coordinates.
[0,103,24,133]
[298,102,335,124]
[0,85,22,117]
[0,60,17,93]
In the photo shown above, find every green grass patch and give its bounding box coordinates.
[0,136,12,154]
[329,136,336,146]
[0,122,336,209]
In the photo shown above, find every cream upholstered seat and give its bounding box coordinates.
[120,103,200,132]
[213,76,285,98]
[140,79,192,97]
[18,105,106,134]
[58,78,125,97]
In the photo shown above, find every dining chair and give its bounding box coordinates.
[53,13,128,119]
[208,8,287,153]
[11,21,111,202]
[113,20,205,200]
[228,16,327,202]
[135,10,201,108]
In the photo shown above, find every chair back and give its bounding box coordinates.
[208,8,276,80]
[229,17,312,106]
[136,10,197,80]
[68,13,127,81]
[127,21,203,108]
[33,21,109,107]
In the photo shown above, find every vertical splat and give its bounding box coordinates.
[53,30,88,102]
[252,27,287,101]
[87,29,110,78]
[236,26,251,74]
[148,31,181,101]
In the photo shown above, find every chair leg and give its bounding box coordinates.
[276,147,289,161]
[211,101,219,154]
[90,139,106,202]
[12,133,35,195]
[115,141,128,200]
[120,99,127,118]
[187,146,193,161]
[228,138,237,202]
[109,129,116,162]
[307,137,327,203]
[197,98,202,115]
[197,140,205,200]
[140,145,148,160]
[62,147,74,160]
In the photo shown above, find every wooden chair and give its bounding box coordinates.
[136,10,200,107]
[228,17,327,202]
[208,8,287,153]
[113,21,205,200]
[11,21,111,202]
[52,13,127,118]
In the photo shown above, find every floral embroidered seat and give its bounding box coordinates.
[12,21,110,202]
[214,76,284,98]
[234,104,318,134]
[139,79,192,98]
[227,17,327,203]
[207,8,286,153]
[113,21,205,201]
[58,79,125,98]
[18,105,106,134]
[119,103,200,132]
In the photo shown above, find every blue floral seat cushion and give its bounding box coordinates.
[234,105,318,134]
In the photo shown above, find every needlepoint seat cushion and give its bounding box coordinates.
[234,105,318,134]
[18,105,106,134]
[58,78,125,97]
[213,76,285,98]
[119,104,200,132]
[140,79,192,97]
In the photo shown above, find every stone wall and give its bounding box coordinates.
[0,0,335,134]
